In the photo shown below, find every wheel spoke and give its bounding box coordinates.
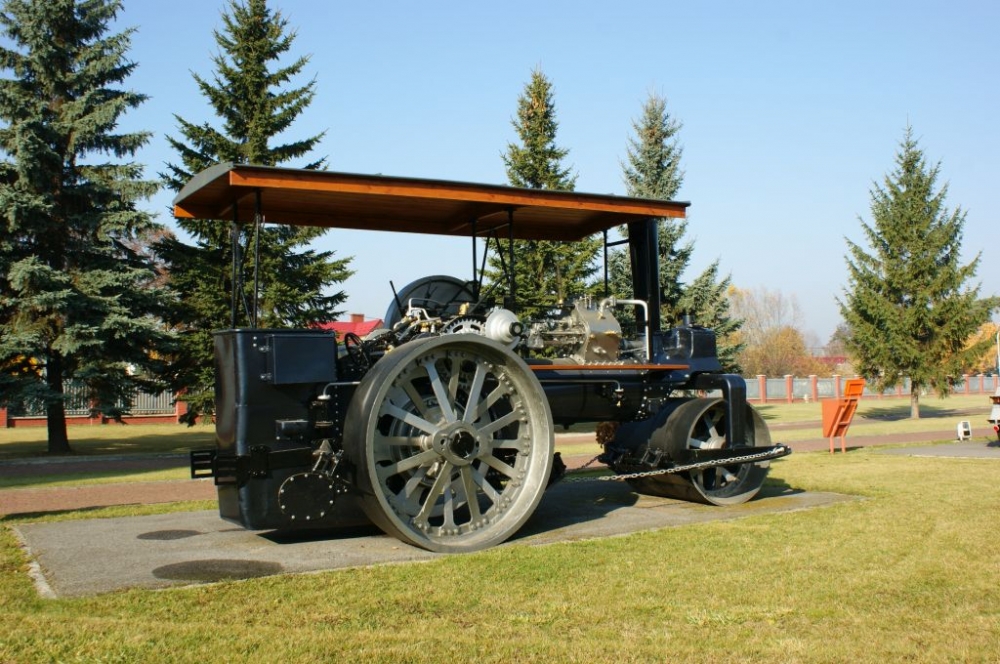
[477,409,520,437]
[466,382,508,424]
[462,363,488,423]
[442,483,457,528]
[384,401,437,436]
[400,381,434,421]
[704,408,725,442]
[377,448,440,477]
[448,363,462,406]
[457,466,483,522]
[376,435,426,447]
[394,467,428,506]
[490,437,527,452]
[414,461,453,523]
[393,467,432,514]
[471,464,500,502]
[479,454,516,478]
[423,359,457,422]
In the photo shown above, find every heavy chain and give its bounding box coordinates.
[564,445,791,483]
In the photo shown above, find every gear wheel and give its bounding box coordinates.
[441,317,485,336]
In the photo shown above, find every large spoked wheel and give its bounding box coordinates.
[629,398,771,505]
[344,335,554,552]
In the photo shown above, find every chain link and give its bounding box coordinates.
[563,445,791,483]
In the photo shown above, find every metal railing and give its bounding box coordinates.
[6,382,175,418]
[744,374,998,403]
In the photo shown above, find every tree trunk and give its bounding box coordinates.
[45,351,72,454]
[910,389,920,419]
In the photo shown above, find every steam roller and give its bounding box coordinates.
[177,162,791,553]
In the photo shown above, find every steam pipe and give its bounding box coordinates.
[599,296,651,361]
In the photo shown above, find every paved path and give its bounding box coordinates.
[2,427,998,518]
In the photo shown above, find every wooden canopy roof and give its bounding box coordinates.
[173,163,688,242]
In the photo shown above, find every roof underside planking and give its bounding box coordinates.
[172,163,689,242]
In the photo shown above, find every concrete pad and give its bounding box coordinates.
[15,482,854,598]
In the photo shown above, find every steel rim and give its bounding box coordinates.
[349,336,553,552]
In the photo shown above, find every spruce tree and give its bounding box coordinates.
[0,0,172,453]
[491,68,599,317]
[840,127,998,417]
[158,0,353,420]
[611,93,741,370]
[677,263,741,370]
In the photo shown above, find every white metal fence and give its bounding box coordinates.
[745,374,999,402]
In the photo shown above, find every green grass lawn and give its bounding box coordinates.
[1,448,998,661]
[755,392,990,425]
[0,422,215,459]
[1,395,998,661]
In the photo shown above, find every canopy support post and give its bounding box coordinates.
[603,229,609,298]
[251,189,262,328]
[471,217,479,301]
[506,208,515,311]
[230,205,241,329]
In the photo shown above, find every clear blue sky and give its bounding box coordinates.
[112,0,999,344]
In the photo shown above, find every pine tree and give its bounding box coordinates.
[490,68,599,317]
[503,69,577,191]
[611,93,741,370]
[158,0,353,420]
[0,0,173,453]
[840,127,998,417]
[678,262,741,370]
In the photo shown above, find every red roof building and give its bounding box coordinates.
[316,313,383,339]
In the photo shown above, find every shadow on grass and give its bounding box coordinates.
[761,476,801,496]
[0,461,188,489]
[1,504,117,523]
[754,407,780,421]
[0,425,214,460]
[1,500,217,525]
[859,403,981,421]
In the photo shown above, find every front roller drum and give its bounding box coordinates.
[344,335,554,553]
[628,398,771,505]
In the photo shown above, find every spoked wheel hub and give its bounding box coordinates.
[432,424,483,465]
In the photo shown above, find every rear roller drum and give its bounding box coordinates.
[344,335,554,552]
[628,398,771,505]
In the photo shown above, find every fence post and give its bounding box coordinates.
[809,375,819,403]
[979,374,986,395]
[175,397,188,424]
[757,375,767,403]
[0,406,7,428]
[785,375,794,403]
[833,375,842,400]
